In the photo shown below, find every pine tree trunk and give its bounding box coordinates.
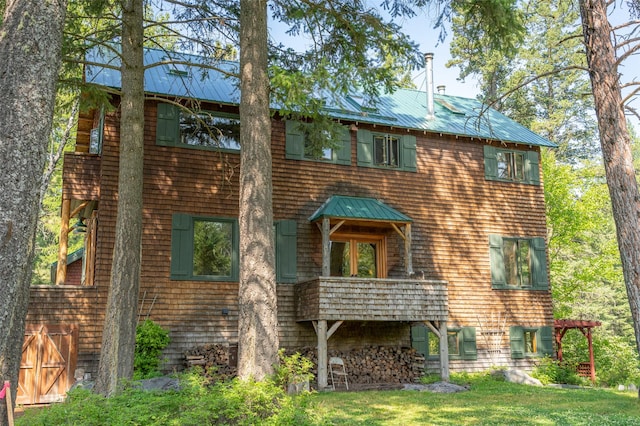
[579,0,640,357]
[237,0,279,380]
[0,0,67,421]
[94,0,145,396]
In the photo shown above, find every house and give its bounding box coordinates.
[22,47,556,401]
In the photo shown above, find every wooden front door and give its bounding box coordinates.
[17,325,78,405]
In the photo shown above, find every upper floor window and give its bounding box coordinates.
[285,120,351,165]
[357,129,416,172]
[156,103,240,152]
[483,146,539,185]
[489,235,548,290]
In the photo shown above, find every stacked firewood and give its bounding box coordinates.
[283,346,425,384]
[184,344,237,380]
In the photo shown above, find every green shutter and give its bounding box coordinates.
[489,235,506,289]
[285,120,305,160]
[525,150,540,185]
[156,103,180,146]
[401,134,417,172]
[510,326,525,359]
[170,213,193,279]
[357,129,373,167]
[538,326,554,356]
[411,325,428,359]
[276,219,297,283]
[484,145,498,181]
[461,327,477,360]
[531,237,548,290]
[335,126,352,165]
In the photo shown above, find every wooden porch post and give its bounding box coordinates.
[555,327,564,362]
[439,320,449,382]
[404,223,413,276]
[322,217,330,277]
[56,198,71,285]
[317,320,328,389]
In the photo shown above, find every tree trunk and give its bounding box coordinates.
[579,0,640,356]
[94,0,145,396]
[237,0,279,380]
[0,0,67,421]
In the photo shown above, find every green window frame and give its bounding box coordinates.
[483,145,539,185]
[489,235,548,290]
[357,129,416,172]
[171,214,239,281]
[156,103,241,152]
[510,326,554,359]
[410,325,477,361]
[285,120,351,165]
[275,219,297,283]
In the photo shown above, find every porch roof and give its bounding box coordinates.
[308,195,412,224]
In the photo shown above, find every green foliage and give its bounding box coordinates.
[17,370,321,426]
[273,349,315,389]
[134,320,170,380]
[531,356,586,386]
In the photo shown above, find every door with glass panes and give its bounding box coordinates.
[329,235,386,278]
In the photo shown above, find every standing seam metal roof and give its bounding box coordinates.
[308,195,412,223]
[85,47,556,148]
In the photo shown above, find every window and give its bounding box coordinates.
[510,326,553,358]
[180,112,240,150]
[285,120,351,165]
[329,236,385,278]
[483,146,539,185]
[171,214,238,281]
[489,235,548,290]
[171,214,297,283]
[156,103,240,152]
[410,326,477,361]
[357,129,416,172]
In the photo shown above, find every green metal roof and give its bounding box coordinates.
[308,195,412,223]
[85,46,556,148]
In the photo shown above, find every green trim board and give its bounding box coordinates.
[308,195,412,223]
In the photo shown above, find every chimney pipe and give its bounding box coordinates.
[437,85,446,95]
[425,53,435,120]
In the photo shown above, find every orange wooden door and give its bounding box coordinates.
[17,325,78,405]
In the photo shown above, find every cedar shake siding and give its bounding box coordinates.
[28,96,553,377]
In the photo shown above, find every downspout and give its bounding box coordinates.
[425,52,435,120]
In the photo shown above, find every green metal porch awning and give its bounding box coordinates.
[308,195,412,223]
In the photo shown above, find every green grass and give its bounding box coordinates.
[17,373,640,425]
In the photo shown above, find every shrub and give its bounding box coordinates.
[134,319,170,380]
[273,349,315,391]
[531,356,586,385]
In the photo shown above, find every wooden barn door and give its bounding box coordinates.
[17,325,78,405]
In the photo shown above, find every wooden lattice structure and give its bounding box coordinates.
[554,319,601,383]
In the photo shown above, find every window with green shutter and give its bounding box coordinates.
[490,235,548,290]
[275,219,297,283]
[285,120,351,165]
[411,326,477,360]
[510,326,554,358]
[357,129,416,172]
[170,214,238,281]
[156,103,240,152]
[484,145,539,185]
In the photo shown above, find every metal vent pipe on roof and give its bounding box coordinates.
[425,52,435,120]
[437,85,446,95]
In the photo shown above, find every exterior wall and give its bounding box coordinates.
[29,98,553,375]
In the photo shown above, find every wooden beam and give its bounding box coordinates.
[327,320,344,340]
[405,223,413,276]
[329,220,345,235]
[317,320,328,390]
[425,320,441,338]
[322,218,331,277]
[390,223,405,240]
[439,320,450,382]
[56,199,71,285]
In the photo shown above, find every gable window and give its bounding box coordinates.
[330,236,385,278]
[410,326,477,361]
[357,129,416,172]
[489,235,548,290]
[156,103,240,152]
[483,146,539,185]
[510,326,553,358]
[285,120,351,165]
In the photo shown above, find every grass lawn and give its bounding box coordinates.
[309,375,640,425]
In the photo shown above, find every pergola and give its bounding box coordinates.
[554,319,601,383]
